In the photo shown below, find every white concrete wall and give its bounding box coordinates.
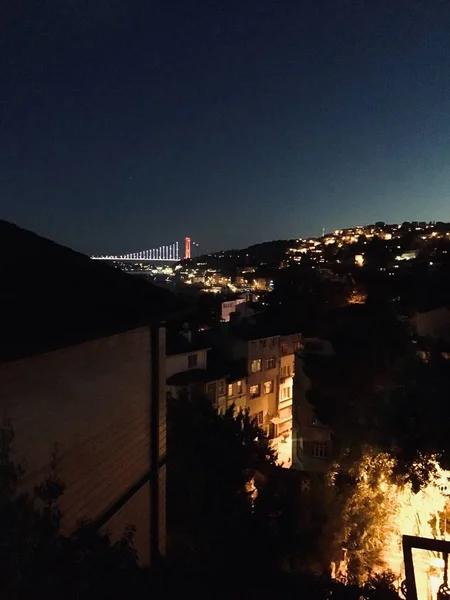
[166,348,208,378]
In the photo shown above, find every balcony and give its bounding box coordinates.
[278,397,292,409]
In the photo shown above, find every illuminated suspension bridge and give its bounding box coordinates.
[91,237,191,262]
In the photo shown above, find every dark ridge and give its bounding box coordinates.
[0,220,187,362]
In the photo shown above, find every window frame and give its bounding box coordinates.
[263,380,274,394]
[251,358,262,373]
[188,353,198,368]
[266,357,276,370]
[312,442,328,459]
[249,384,261,399]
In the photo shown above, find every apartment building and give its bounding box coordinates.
[0,220,186,565]
[291,340,333,473]
[165,329,227,411]
[247,334,279,434]
[208,323,302,439]
[221,298,247,322]
[277,335,299,437]
[226,360,247,412]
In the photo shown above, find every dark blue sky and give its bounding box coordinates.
[2,0,450,255]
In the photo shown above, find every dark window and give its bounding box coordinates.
[188,354,198,368]
[207,383,217,403]
[312,442,328,459]
[266,357,276,369]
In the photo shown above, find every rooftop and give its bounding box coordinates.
[0,220,187,362]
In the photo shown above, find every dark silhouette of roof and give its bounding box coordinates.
[229,320,302,341]
[166,368,219,386]
[0,220,187,362]
[165,331,211,356]
[227,358,247,381]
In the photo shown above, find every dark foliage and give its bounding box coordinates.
[167,395,281,573]
[266,265,351,334]
[0,419,141,600]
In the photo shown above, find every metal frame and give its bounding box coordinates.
[402,535,450,600]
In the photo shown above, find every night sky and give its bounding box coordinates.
[3,0,450,255]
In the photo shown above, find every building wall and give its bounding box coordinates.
[0,327,164,565]
[410,307,450,341]
[205,378,227,410]
[246,337,280,430]
[156,327,167,557]
[292,356,332,473]
[280,333,302,356]
[221,299,246,322]
[166,348,208,378]
[278,353,294,437]
[226,379,247,411]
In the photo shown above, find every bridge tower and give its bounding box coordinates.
[184,237,191,260]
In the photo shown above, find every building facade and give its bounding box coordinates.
[0,326,166,565]
[291,351,333,473]
[246,335,280,434]
[166,333,228,411]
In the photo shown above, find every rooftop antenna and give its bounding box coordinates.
[322,227,326,237]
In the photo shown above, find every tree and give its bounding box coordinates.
[266,265,350,334]
[167,396,281,574]
[0,419,141,600]
[305,302,414,459]
[387,351,450,487]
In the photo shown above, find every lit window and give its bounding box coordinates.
[188,354,198,368]
[249,384,260,399]
[263,380,273,394]
[312,442,328,459]
[236,380,243,394]
[282,387,291,400]
[251,359,262,373]
[228,383,233,397]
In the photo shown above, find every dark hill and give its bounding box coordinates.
[0,220,186,362]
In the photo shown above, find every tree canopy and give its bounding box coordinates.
[0,419,141,600]
[167,396,282,573]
